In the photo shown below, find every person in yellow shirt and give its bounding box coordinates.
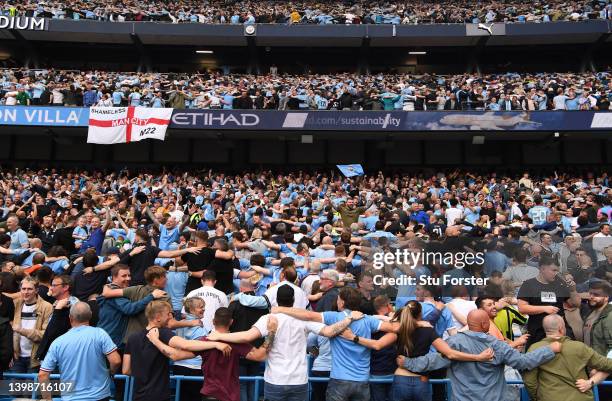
[290,11,301,23]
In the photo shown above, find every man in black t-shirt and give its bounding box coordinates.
[205,238,236,294]
[73,250,120,301]
[179,231,234,295]
[181,231,213,294]
[119,229,203,285]
[518,256,581,349]
[52,215,77,256]
[123,300,231,401]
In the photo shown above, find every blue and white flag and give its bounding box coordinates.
[337,164,364,177]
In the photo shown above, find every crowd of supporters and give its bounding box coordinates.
[1,68,612,111]
[1,0,611,24]
[0,166,611,400]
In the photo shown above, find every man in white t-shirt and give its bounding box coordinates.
[446,286,477,333]
[183,270,228,332]
[265,267,309,309]
[503,248,540,289]
[445,198,463,226]
[301,260,321,296]
[592,224,612,263]
[4,86,17,106]
[208,285,362,401]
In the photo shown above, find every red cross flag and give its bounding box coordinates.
[87,106,173,144]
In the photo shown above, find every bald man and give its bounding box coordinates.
[398,310,561,401]
[39,302,121,400]
[523,314,612,401]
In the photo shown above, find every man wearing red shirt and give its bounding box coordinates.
[199,308,277,401]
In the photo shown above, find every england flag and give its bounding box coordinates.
[87,106,173,144]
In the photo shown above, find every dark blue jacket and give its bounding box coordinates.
[97,286,153,348]
[410,211,430,227]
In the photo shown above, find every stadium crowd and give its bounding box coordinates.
[0,166,611,401]
[1,68,612,111]
[1,0,611,24]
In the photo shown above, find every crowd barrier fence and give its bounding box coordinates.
[2,372,611,401]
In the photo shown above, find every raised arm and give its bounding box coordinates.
[245,315,278,362]
[502,341,558,371]
[318,312,363,338]
[116,212,131,233]
[179,214,190,232]
[206,327,263,344]
[398,353,450,373]
[158,246,203,259]
[517,299,558,316]
[214,249,234,260]
[261,240,281,251]
[0,246,14,255]
[112,293,160,315]
[144,330,197,361]
[167,317,202,329]
[102,207,113,232]
[82,254,121,275]
[342,330,397,351]
[432,338,494,362]
[234,293,269,309]
[271,306,324,323]
[166,334,232,356]
[250,264,272,276]
[446,302,468,327]
[144,204,161,228]
[102,285,126,299]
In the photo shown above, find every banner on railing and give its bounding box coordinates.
[0,106,610,132]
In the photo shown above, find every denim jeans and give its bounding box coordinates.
[9,357,36,373]
[370,375,393,401]
[326,378,370,401]
[263,382,308,401]
[391,376,432,401]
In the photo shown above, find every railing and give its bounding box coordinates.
[2,373,611,401]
